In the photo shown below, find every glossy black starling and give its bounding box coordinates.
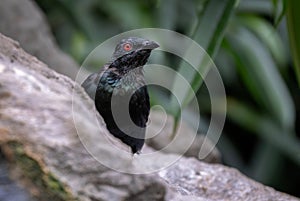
[82,37,159,154]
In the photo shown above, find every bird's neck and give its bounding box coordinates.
[99,50,151,91]
[118,67,145,87]
[101,67,146,92]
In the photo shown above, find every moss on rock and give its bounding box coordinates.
[7,142,76,201]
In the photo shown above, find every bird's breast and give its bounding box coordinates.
[99,70,146,95]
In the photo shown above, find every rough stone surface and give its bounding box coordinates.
[0,33,299,201]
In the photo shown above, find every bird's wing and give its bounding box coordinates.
[81,65,109,100]
[81,73,100,100]
[129,86,150,128]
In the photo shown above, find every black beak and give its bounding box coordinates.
[142,40,160,50]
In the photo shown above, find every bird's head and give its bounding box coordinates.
[108,37,159,73]
[112,37,159,61]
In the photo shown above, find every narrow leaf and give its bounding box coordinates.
[226,25,295,129]
[227,99,300,166]
[286,0,300,86]
[169,0,236,119]
[240,15,287,67]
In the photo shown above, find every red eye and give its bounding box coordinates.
[123,43,132,51]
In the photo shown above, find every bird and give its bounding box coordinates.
[81,37,159,154]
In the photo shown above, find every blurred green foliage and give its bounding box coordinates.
[35,0,300,197]
[286,0,300,86]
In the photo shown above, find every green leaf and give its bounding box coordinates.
[227,99,300,166]
[100,0,153,29]
[226,25,295,130]
[239,15,287,67]
[286,0,300,86]
[157,0,178,29]
[168,0,237,120]
[238,0,273,15]
[272,0,287,26]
